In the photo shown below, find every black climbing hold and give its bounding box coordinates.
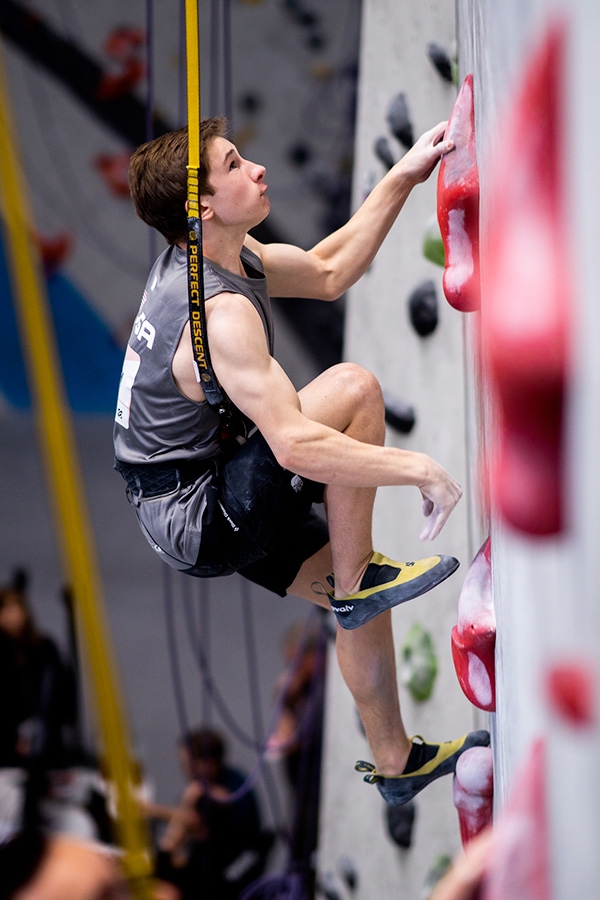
[386,92,414,148]
[281,0,319,29]
[426,42,454,83]
[408,280,439,337]
[307,31,326,51]
[288,142,312,166]
[338,856,358,892]
[298,9,318,28]
[382,392,416,434]
[319,873,342,900]
[386,800,417,848]
[374,135,395,170]
[238,92,262,114]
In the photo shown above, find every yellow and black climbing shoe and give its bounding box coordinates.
[355,730,491,806]
[321,552,459,630]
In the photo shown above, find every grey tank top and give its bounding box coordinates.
[113,243,274,465]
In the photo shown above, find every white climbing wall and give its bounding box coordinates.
[317,2,484,897]
[320,0,600,897]
[456,0,600,897]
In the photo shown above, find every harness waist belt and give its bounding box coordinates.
[115,458,212,499]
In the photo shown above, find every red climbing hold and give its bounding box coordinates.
[96,27,145,100]
[480,21,570,536]
[451,537,495,712]
[437,74,480,313]
[453,745,494,846]
[35,231,74,278]
[481,739,549,900]
[546,660,597,728]
[103,27,145,61]
[94,151,132,198]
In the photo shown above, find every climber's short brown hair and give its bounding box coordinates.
[128,117,228,245]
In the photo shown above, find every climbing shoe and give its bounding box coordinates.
[320,551,459,630]
[355,730,490,806]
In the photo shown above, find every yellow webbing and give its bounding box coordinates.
[185,0,201,217]
[0,41,153,898]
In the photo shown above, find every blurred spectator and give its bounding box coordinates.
[156,728,273,900]
[266,613,328,894]
[0,569,79,770]
[0,828,179,900]
[266,618,326,789]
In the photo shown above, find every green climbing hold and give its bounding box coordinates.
[422,854,453,896]
[451,56,459,86]
[422,214,445,268]
[400,622,438,702]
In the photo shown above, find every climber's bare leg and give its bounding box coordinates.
[285,363,413,774]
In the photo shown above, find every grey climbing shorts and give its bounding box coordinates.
[119,431,329,596]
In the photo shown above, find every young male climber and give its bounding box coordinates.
[114,117,489,806]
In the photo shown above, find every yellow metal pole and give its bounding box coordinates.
[0,41,153,899]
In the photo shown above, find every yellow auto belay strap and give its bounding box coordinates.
[185,0,227,414]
